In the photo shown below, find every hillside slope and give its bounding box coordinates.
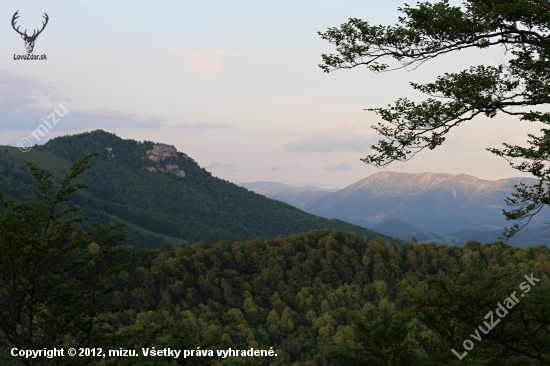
[2,130,393,245]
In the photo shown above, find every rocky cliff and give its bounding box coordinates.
[143,144,189,178]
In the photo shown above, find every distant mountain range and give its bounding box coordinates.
[238,181,339,195]
[240,172,550,246]
[238,182,339,208]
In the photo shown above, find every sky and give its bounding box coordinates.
[0,0,545,188]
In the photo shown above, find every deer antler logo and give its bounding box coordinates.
[12,11,49,54]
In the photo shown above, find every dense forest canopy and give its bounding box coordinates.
[0,153,548,364]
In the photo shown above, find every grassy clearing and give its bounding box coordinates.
[105,213,188,247]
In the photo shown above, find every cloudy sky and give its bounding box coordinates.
[0,0,543,188]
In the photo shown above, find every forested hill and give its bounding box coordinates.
[34,130,392,245]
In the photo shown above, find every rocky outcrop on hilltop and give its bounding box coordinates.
[146,145,176,162]
[143,144,190,178]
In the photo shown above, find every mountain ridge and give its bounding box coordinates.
[0,130,395,246]
[240,171,550,243]
[339,171,536,198]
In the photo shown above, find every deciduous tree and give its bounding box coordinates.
[319,0,550,238]
[0,153,128,365]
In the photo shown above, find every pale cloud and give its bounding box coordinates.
[183,52,224,73]
[160,47,242,77]
[206,162,224,169]
[169,121,230,131]
[205,162,237,173]
[478,134,529,146]
[322,163,353,172]
[0,72,164,130]
[47,93,72,104]
[283,120,378,153]
[0,72,58,107]
[66,109,164,129]
[284,135,373,153]
[1,106,164,130]
[326,120,377,137]
[0,72,241,132]
[270,166,279,172]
